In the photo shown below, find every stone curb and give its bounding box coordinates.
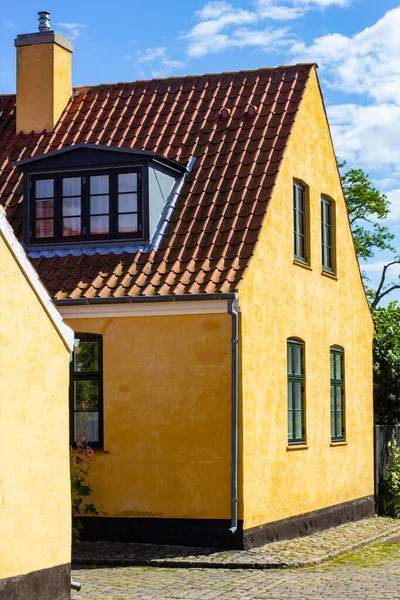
[72,524,400,570]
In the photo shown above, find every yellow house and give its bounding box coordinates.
[0,13,374,549]
[0,206,74,598]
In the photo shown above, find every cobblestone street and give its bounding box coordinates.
[71,540,400,599]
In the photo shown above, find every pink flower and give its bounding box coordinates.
[85,448,94,457]
[81,401,86,409]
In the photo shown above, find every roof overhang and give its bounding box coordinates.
[14,143,187,175]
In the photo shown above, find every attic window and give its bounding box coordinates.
[30,168,142,243]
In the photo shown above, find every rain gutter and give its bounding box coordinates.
[228,295,239,534]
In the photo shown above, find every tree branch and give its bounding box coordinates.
[370,260,400,308]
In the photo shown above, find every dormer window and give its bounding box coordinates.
[31,168,142,243]
[16,144,186,250]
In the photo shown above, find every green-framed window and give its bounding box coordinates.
[293,181,307,262]
[330,346,345,441]
[70,334,103,448]
[321,196,333,272]
[287,338,305,444]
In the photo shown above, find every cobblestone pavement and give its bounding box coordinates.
[73,517,400,568]
[71,539,400,599]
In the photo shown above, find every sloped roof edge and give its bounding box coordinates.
[0,206,74,351]
[14,143,187,174]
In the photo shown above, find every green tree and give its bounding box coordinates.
[339,161,400,308]
[373,302,400,425]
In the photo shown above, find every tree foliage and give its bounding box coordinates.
[373,302,400,425]
[339,161,400,308]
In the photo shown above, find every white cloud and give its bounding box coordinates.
[57,22,87,40]
[327,103,400,169]
[256,1,305,20]
[297,0,351,5]
[361,261,400,275]
[385,189,400,222]
[184,1,303,58]
[3,20,14,27]
[136,47,185,78]
[291,8,400,104]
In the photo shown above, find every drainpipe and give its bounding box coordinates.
[228,295,239,534]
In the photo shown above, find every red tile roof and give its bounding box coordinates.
[0,64,314,299]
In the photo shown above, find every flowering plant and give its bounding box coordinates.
[70,404,98,541]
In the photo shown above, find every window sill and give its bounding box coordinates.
[330,440,347,446]
[321,269,338,280]
[293,259,312,271]
[287,443,308,451]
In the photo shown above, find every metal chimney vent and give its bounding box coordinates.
[38,11,51,32]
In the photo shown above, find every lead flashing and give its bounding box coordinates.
[14,31,74,53]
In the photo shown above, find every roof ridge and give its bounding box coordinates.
[0,64,317,98]
[71,63,317,93]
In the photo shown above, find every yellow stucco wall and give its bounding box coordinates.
[16,42,72,133]
[0,236,71,579]
[66,314,232,519]
[239,68,374,530]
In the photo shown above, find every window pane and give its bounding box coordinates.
[294,410,302,439]
[331,410,335,436]
[74,340,100,372]
[288,409,293,439]
[74,411,99,443]
[118,193,138,213]
[36,219,54,238]
[63,177,81,196]
[118,213,138,233]
[118,173,137,193]
[293,382,302,410]
[63,197,81,217]
[75,380,99,411]
[330,386,335,411]
[90,175,109,195]
[36,179,54,198]
[293,346,302,375]
[36,198,54,219]
[90,195,109,215]
[330,352,335,378]
[298,235,305,259]
[288,381,293,409]
[335,353,342,380]
[63,217,81,237]
[335,386,342,412]
[287,345,292,375]
[299,189,305,213]
[335,410,342,438]
[90,215,109,235]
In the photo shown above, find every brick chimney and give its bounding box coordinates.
[14,11,73,133]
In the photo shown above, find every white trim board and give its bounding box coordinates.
[0,207,74,351]
[59,300,230,319]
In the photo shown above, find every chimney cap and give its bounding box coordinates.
[38,11,51,32]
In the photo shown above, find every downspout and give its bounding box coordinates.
[228,295,239,534]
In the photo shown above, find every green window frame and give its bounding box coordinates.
[330,346,345,441]
[321,196,333,272]
[293,181,307,263]
[287,338,305,444]
[70,334,103,448]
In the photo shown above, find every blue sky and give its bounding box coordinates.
[2,0,400,299]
